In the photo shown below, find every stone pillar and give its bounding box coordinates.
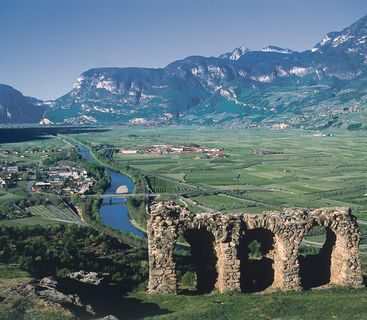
[215,241,241,293]
[147,205,179,294]
[273,234,302,290]
[329,218,363,287]
[330,234,362,287]
[309,207,363,288]
[147,226,178,293]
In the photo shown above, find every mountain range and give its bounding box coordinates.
[2,14,367,129]
[0,85,47,124]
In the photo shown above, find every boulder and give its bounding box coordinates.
[29,276,83,307]
[68,270,111,286]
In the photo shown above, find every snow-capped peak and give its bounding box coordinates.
[219,46,251,60]
[261,45,294,54]
[312,32,340,51]
[312,15,367,52]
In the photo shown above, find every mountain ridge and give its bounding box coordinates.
[0,84,47,124]
[8,14,367,128]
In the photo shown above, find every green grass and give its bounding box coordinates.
[28,205,83,224]
[192,194,269,213]
[28,205,57,218]
[146,176,196,194]
[0,264,74,320]
[71,126,367,218]
[130,288,367,319]
[0,217,63,226]
[0,182,29,213]
[0,265,30,279]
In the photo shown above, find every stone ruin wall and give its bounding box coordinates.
[147,202,363,294]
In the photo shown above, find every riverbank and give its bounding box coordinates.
[67,137,146,238]
[66,136,138,185]
[129,213,147,235]
[66,136,192,247]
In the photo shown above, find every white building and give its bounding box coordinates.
[0,178,6,189]
[119,149,138,154]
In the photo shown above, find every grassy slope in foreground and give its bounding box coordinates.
[130,288,367,320]
[0,265,74,320]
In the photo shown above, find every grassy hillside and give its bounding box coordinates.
[130,288,367,320]
[0,265,74,320]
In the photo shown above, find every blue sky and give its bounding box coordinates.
[1,0,367,99]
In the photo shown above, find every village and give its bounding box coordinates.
[117,144,228,159]
[0,146,97,196]
[0,146,66,158]
[0,161,22,190]
[32,165,96,196]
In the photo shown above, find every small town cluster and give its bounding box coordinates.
[0,161,22,189]
[0,146,60,190]
[32,165,96,196]
[0,146,65,158]
[0,146,96,196]
[118,144,228,159]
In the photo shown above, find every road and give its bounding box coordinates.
[302,239,367,251]
[26,181,34,195]
[179,196,214,212]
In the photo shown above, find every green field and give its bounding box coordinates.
[27,205,84,224]
[0,203,85,227]
[73,126,367,219]
[0,216,65,227]
[0,182,29,213]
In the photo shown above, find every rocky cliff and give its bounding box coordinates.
[44,14,367,128]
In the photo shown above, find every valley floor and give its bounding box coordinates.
[1,126,367,319]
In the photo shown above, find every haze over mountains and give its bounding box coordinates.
[3,14,367,128]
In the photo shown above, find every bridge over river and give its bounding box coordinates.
[85,193,162,199]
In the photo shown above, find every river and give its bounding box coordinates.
[72,142,145,238]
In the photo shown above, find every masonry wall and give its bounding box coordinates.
[147,202,363,294]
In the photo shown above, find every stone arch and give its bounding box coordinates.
[238,228,276,292]
[304,208,363,288]
[298,224,336,289]
[148,203,363,294]
[241,211,301,291]
[177,227,218,293]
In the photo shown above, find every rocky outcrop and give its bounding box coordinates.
[25,276,83,308]
[19,271,139,319]
[24,271,112,315]
[68,271,111,286]
[148,202,363,294]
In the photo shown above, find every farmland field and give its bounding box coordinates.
[27,205,84,225]
[73,126,367,219]
[0,204,84,227]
